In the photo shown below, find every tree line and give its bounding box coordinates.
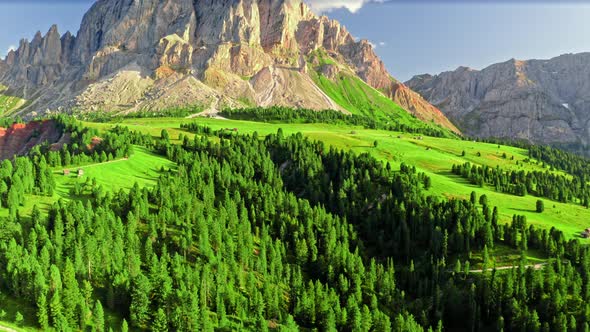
[452,162,590,206]
[219,106,454,138]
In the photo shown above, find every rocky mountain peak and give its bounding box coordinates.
[407,52,590,146]
[0,0,457,133]
[1,24,76,90]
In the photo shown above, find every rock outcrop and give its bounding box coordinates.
[406,53,590,145]
[0,120,65,160]
[0,0,457,132]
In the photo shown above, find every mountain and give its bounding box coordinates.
[406,53,590,146]
[0,0,457,132]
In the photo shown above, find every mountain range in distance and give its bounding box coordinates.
[407,52,590,149]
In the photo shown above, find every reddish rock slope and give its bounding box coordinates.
[0,120,64,160]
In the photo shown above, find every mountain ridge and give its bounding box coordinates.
[0,0,458,133]
[406,52,590,146]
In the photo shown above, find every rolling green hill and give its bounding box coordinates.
[54,146,175,199]
[80,116,590,240]
[0,113,590,330]
[306,51,432,131]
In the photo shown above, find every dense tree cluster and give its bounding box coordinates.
[219,106,454,138]
[74,107,199,123]
[35,116,136,168]
[452,162,590,205]
[0,156,54,219]
[179,123,214,136]
[529,144,590,181]
[0,122,589,331]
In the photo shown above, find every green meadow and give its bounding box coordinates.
[53,145,175,199]
[0,146,174,219]
[0,84,26,116]
[83,117,590,240]
[2,116,576,330]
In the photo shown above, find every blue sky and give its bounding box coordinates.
[2,1,590,81]
[0,1,93,55]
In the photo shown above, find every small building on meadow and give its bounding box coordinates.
[78,169,84,177]
[63,169,70,176]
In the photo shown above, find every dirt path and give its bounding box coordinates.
[469,262,547,273]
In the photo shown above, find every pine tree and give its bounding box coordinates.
[62,259,81,327]
[130,273,151,327]
[161,129,170,141]
[50,290,66,330]
[470,191,477,204]
[14,312,23,326]
[93,300,105,332]
[536,200,545,213]
[283,315,299,331]
[153,308,168,332]
[479,194,488,206]
[424,176,432,190]
[37,293,49,330]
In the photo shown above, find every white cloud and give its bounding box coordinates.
[366,41,386,49]
[2,45,16,58]
[306,0,385,14]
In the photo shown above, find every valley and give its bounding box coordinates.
[0,0,589,331]
[82,116,590,239]
[0,112,586,331]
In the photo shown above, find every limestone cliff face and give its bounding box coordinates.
[0,0,456,132]
[407,53,590,145]
[1,25,75,92]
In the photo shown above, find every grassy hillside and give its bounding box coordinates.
[0,84,25,116]
[306,51,431,127]
[54,146,175,198]
[3,115,588,331]
[81,117,590,240]
[310,70,420,124]
[0,146,173,221]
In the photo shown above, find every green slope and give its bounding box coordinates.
[306,50,442,132]
[54,145,175,199]
[0,84,25,116]
[82,117,590,240]
[0,146,174,221]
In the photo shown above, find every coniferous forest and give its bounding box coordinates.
[3,0,590,330]
[0,117,589,331]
